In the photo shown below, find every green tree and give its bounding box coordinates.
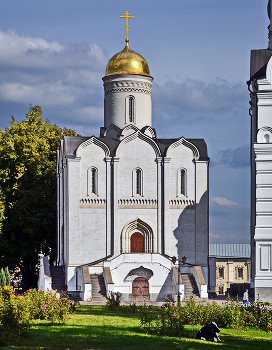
[0,106,78,290]
[4,267,10,286]
[0,268,6,287]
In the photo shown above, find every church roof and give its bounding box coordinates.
[156,138,209,160]
[63,136,90,156]
[209,244,250,258]
[61,135,208,160]
[105,44,151,77]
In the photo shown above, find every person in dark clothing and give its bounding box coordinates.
[196,322,222,342]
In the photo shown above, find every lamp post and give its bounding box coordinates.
[172,255,187,303]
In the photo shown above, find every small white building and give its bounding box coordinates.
[249,0,272,302]
[52,19,209,301]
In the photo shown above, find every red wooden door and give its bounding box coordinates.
[131,232,144,253]
[132,277,149,298]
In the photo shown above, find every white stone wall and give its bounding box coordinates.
[103,74,153,130]
[56,69,209,297]
[252,56,272,301]
[109,253,174,301]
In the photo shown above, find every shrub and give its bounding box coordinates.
[0,286,29,345]
[106,292,122,310]
[158,301,184,336]
[140,300,184,337]
[121,299,139,314]
[140,303,154,334]
[0,287,75,345]
[22,289,75,322]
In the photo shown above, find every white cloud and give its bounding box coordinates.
[0,30,63,58]
[211,196,248,208]
[0,30,106,130]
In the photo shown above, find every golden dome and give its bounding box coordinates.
[105,43,150,76]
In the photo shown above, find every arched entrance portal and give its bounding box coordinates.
[132,277,149,298]
[130,232,144,253]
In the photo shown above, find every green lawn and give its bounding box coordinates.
[3,305,272,350]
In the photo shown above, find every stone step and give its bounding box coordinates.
[50,266,66,291]
[181,273,200,299]
[90,274,107,299]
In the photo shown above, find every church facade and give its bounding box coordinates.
[56,15,209,301]
[249,0,272,302]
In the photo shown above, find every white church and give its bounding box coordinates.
[39,13,209,301]
[249,0,272,302]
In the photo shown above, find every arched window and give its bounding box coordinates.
[177,168,187,196]
[126,95,135,123]
[87,167,98,195]
[218,264,224,279]
[136,169,141,195]
[264,134,270,143]
[132,168,143,196]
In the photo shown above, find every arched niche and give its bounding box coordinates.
[257,126,272,143]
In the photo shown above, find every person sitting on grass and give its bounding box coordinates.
[196,321,223,342]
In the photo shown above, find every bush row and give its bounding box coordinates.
[140,296,272,335]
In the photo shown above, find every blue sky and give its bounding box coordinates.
[0,0,269,243]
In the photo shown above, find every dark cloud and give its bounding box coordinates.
[152,78,247,118]
[212,145,250,168]
[151,78,250,161]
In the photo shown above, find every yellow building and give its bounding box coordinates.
[209,244,250,296]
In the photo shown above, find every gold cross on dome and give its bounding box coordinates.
[119,11,135,44]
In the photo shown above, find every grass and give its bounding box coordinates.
[2,305,272,350]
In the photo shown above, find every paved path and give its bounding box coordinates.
[79,296,244,307]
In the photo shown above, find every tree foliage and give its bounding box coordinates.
[4,267,10,286]
[0,268,6,287]
[0,106,78,289]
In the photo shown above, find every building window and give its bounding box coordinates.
[177,168,187,196]
[218,264,224,279]
[218,285,224,295]
[180,169,185,195]
[133,168,143,196]
[129,97,133,122]
[87,167,98,195]
[136,169,141,195]
[236,264,244,279]
[126,95,135,123]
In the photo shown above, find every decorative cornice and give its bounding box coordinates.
[76,136,111,157]
[118,198,157,209]
[166,137,200,159]
[169,199,195,209]
[116,130,161,157]
[104,81,152,95]
[80,198,106,208]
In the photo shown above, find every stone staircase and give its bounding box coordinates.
[50,266,66,292]
[181,273,200,299]
[90,274,107,301]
